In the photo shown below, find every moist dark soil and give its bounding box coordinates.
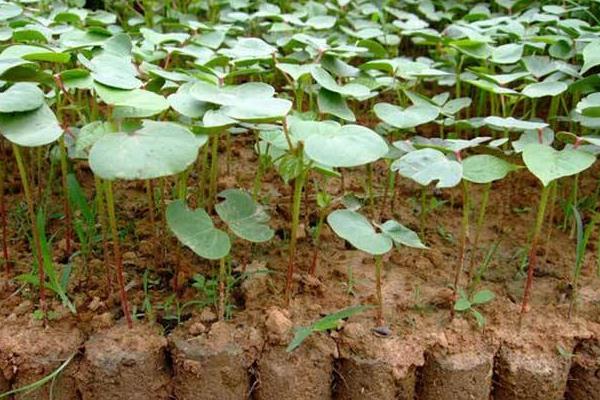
[1,137,600,399]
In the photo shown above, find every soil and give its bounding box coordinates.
[1,136,600,399]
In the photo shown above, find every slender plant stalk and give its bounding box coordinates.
[419,187,427,239]
[145,179,160,264]
[519,184,551,328]
[208,132,220,211]
[309,207,326,276]
[365,163,374,209]
[104,180,132,328]
[0,140,9,272]
[453,181,470,299]
[13,144,47,317]
[468,182,491,278]
[58,137,72,256]
[285,144,306,305]
[569,209,599,318]
[375,255,384,325]
[94,176,112,295]
[218,257,226,320]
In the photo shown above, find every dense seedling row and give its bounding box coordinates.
[0,0,599,341]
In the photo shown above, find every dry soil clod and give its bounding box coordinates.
[170,320,262,400]
[76,323,171,400]
[417,348,494,400]
[0,322,83,400]
[493,345,573,400]
[566,338,600,400]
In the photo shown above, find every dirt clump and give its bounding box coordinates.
[169,318,262,400]
[76,322,170,400]
[566,337,600,400]
[255,307,337,400]
[333,322,429,400]
[0,320,83,400]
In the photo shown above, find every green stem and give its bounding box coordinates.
[208,132,220,211]
[218,257,226,320]
[104,180,132,328]
[519,184,551,328]
[453,180,470,296]
[285,145,306,305]
[58,136,72,255]
[375,255,384,325]
[419,187,427,239]
[94,175,112,295]
[13,144,46,317]
[468,182,491,278]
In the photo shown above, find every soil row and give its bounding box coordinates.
[1,311,598,400]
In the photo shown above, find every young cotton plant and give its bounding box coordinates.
[327,209,426,326]
[167,189,273,320]
[519,142,595,326]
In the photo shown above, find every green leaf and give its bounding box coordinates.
[522,81,568,98]
[484,116,548,131]
[491,43,523,64]
[317,88,355,121]
[0,2,22,21]
[581,40,600,75]
[168,82,207,119]
[166,200,231,260]
[304,122,388,168]
[88,120,203,180]
[0,83,44,113]
[73,121,113,159]
[454,297,471,311]
[89,53,141,89]
[286,327,312,352]
[311,66,369,98]
[276,63,313,82]
[378,220,427,249]
[374,103,439,129]
[0,104,62,147]
[522,143,596,187]
[471,309,486,327]
[0,58,35,78]
[94,84,169,118]
[472,289,495,305]
[462,155,515,184]
[391,148,462,188]
[215,189,274,243]
[0,45,70,63]
[327,209,392,255]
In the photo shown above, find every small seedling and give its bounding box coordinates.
[454,289,495,327]
[287,305,369,352]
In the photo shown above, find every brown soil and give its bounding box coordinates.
[0,320,83,400]
[170,319,261,400]
[566,338,600,400]
[76,323,171,400]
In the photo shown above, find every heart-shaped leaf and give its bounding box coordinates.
[378,220,426,249]
[0,104,62,147]
[301,121,388,167]
[327,210,392,255]
[462,155,516,184]
[484,116,548,131]
[215,189,274,243]
[89,120,204,180]
[522,144,596,187]
[94,84,169,118]
[167,200,230,260]
[374,103,439,129]
[521,81,568,98]
[311,66,370,98]
[0,83,44,112]
[391,148,462,188]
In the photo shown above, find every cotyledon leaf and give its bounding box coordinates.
[215,189,274,243]
[0,82,44,113]
[522,143,596,187]
[374,103,440,129]
[88,120,205,180]
[391,148,462,188]
[0,104,62,147]
[462,154,517,184]
[327,209,392,255]
[166,200,230,260]
[303,122,388,167]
